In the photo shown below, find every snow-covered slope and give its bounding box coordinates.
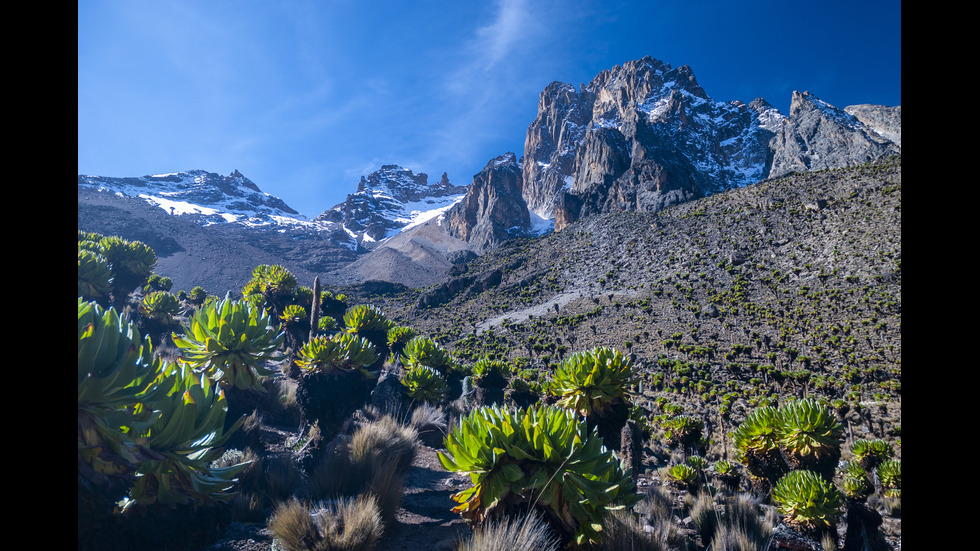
[77,167,471,254]
[314,165,468,249]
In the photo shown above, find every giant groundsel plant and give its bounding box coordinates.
[438,404,638,546]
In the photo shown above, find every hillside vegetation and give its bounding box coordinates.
[78,156,901,551]
[356,157,901,445]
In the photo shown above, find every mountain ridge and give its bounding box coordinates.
[78,54,900,295]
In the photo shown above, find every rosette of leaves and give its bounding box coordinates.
[172,296,285,390]
[401,335,452,373]
[139,291,181,325]
[731,406,788,486]
[188,286,208,306]
[776,398,843,478]
[771,470,843,535]
[662,414,704,450]
[662,463,699,490]
[128,362,250,508]
[550,347,637,417]
[402,365,447,403]
[96,235,158,301]
[851,439,894,471]
[685,455,708,471]
[241,264,297,311]
[437,404,638,546]
[280,304,307,326]
[295,333,380,379]
[343,304,395,352]
[471,357,509,388]
[318,315,337,332]
[836,461,873,501]
[78,299,171,481]
[143,274,173,293]
[876,459,901,498]
[386,325,418,358]
[712,460,742,492]
[319,291,349,320]
[78,248,113,303]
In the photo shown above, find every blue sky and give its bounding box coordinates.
[78,0,901,219]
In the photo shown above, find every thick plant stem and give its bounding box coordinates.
[310,276,321,342]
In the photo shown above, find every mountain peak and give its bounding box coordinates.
[77,169,301,223]
[315,165,468,247]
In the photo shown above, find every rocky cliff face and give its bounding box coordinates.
[445,153,532,252]
[766,91,901,178]
[315,165,468,247]
[520,56,900,232]
[523,56,785,230]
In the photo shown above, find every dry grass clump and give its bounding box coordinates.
[455,511,560,551]
[268,495,383,551]
[707,493,777,551]
[616,485,689,550]
[590,508,682,551]
[308,411,419,525]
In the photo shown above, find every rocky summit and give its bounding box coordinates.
[520,56,900,231]
[315,165,468,248]
[445,153,533,253]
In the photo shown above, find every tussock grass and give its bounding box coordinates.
[409,402,448,433]
[456,511,560,551]
[308,411,419,527]
[268,495,383,551]
[707,494,776,551]
[687,490,719,545]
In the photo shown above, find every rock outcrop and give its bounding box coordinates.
[445,153,532,252]
[519,56,900,233]
[766,91,901,178]
[522,56,784,230]
[316,165,467,247]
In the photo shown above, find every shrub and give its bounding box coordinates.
[172,295,285,390]
[549,347,637,417]
[344,304,395,340]
[662,463,699,490]
[837,461,873,501]
[295,333,380,378]
[471,357,510,387]
[777,399,843,461]
[241,264,298,312]
[437,404,637,546]
[402,365,447,404]
[78,299,167,483]
[78,299,250,510]
[776,398,843,479]
[128,362,250,507]
[401,335,453,373]
[851,438,894,471]
[731,406,786,483]
[77,248,113,303]
[189,286,208,306]
[876,459,901,498]
[318,315,338,332]
[139,290,181,325]
[662,414,704,450]
[386,325,418,357]
[280,304,307,325]
[95,235,158,300]
[771,470,842,535]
